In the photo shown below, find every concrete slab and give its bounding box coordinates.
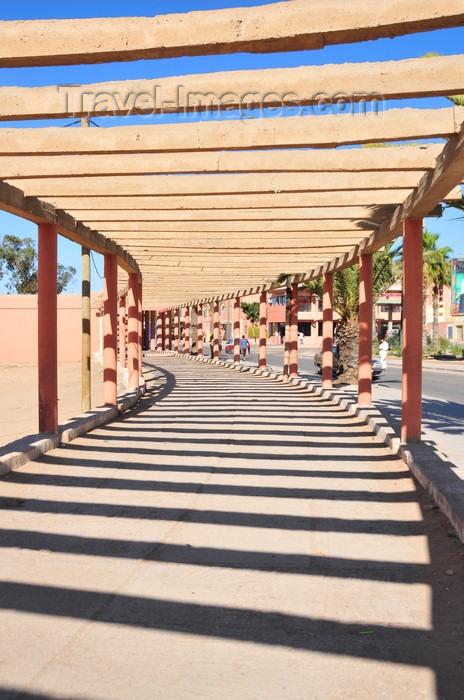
[0,355,463,698]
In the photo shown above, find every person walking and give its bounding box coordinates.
[379,337,389,370]
[240,335,248,360]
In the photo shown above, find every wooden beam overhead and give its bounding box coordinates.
[79,220,376,233]
[126,242,353,250]
[0,145,442,178]
[364,119,464,252]
[0,2,463,309]
[47,189,457,210]
[2,56,463,121]
[0,180,140,275]
[64,205,400,221]
[0,108,461,155]
[2,1,463,67]
[7,171,428,198]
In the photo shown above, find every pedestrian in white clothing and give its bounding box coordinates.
[379,338,389,370]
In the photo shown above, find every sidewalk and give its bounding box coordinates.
[1,351,463,542]
[195,348,464,544]
[0,354,463,698]
[227,348,464,474]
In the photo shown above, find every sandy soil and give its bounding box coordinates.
[0,361,106,447]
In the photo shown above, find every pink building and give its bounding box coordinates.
[266,288,339,347]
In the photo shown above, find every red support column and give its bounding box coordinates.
[213,302,220,359]
[402,218,423,442]
[81,246,91,414]
[283,279,291,383]
[103,254,118,406]
[128,273,139,390]
[322,273,334,388]
[289,282,299,378]
[119,294,127,370]
[259,291,267,369]
[197,304,203,356]
[183,307,190,354]
[150,310,156,350]
[233,297,241,363]
[160,312,165,350]
[174,308,180,353]
[358,253,373,406]
[38,222,58,433]
[142,310,149,351]
[164,310,171,351]
[138,281,143,372]
[180,309,185,352]
[156,313,163,351]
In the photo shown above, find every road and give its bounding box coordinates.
[236,344,463,405]
[222,342,464,471]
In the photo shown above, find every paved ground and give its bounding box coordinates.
[224,346,464,476]
[1,355,463,698]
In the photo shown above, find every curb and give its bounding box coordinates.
[0,381,146,477]
[149,350,464,544]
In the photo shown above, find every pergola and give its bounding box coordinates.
[1,1,464,442]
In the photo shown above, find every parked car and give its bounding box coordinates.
[313,344,383,379]
[225,338,250,354]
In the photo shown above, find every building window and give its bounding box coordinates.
[457,326,464,342]
[380,304,401,313]
[269,295,286,306]
[447,325,454,340]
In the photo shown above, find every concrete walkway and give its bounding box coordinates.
[1,354,463,699]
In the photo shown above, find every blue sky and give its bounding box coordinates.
[0,0,462,293]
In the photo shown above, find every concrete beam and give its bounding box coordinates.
[1,56,462,120]
[7,171,427,198]
[362,119,464,254]
[0,108,460,154]
[134,258,337,267]
[44,190,434,210]
[128,245,352,254]
[2,1,463,67]
[0,145,441,177]
[0,179,140,276]
[63,206,401,220]
[80,220,376,233]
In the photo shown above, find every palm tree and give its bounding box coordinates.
[443,200,464,219]
[396,229,452,348]
[422,231,452,349]
[301,243,400,382]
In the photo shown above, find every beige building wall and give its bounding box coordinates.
[0,294,102,364]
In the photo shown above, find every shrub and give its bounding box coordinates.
[247,326,259,340]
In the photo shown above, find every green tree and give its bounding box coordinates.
[0,234,76,294]
[396,229,452,348]
[422,230,452,349]
[240,301,260,324]
[0,235,37,293]
[57,263,76,294]
[241,301,260,339]
[302,243,400,382]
